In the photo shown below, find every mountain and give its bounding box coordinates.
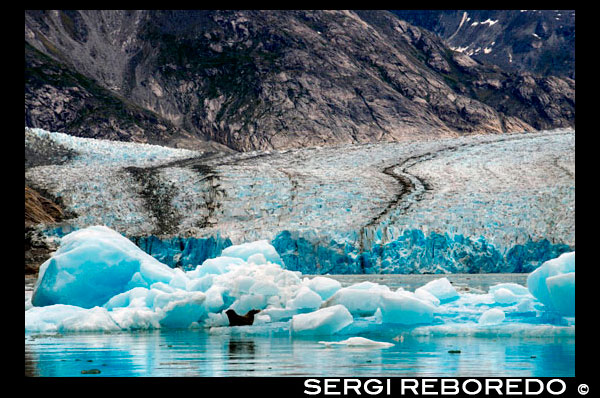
[389,10,575,79]
[25,10,575,152]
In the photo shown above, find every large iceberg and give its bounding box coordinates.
[26,226,575,338]
[527,252,574,316]
[31,226,176,308]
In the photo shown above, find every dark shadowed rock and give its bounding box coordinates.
[25,10,574,152]
[389,10,575,79]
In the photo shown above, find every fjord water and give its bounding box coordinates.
[24,274,574,377]
[24,329,574,377]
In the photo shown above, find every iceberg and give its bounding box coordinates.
[25,226,575,338]
[527,252,574,315]
[318,337,394,348]
[287,286,323,311]
[303,276,342,301]
[323,283,390,316]
[546,272,575,316]
[25,304,120,333]
[31,226,175,308]
[379,291,436,325]
[415,277,459,303]
[291,305,354,335]
[221,240,284,266]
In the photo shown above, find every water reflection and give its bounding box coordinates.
[228,339,256,358]
[24,330,574,377]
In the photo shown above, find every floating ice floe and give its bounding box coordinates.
[379,291,437,325]
[25,226,575,338]
[291,305,354,335]
[323,282,390,317]
[415,277,459,303]
[318,337,394,348]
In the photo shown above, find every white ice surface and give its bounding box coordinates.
[318,336,394,348]
[291,305,354,335]
[25,227,575,336]
[26,128,574,259]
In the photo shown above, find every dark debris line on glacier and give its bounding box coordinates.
[356,130,574,272]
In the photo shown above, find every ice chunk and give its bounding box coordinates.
[546,272,575,316]
[489,282,532,305]
[415,278,459,303]
[291,304,353,335]
[318,337,394,348]
[414,288,441,306]
[287,286,323,310]
[204,286,227,313]
[324,288,383,317]
[249,280,280,297]
[247,253,267,265]
[492,288,520,304]
[25,304,120,332]
[527,252,574,314]
[254,313,271,325]
[221,240,284,265]
[187,257,244,279]
[126,272,149,289]
[186,274,214,292]
[103,287,155,310]
[379,291,436,325]
[346,281,390,292]
[158,291,207,328]
[31,226,174,308]
[203,311,229,327]
[232,276,257,295]
[109,307,161,330]
[168,268,190,290]
[230,293,267,314]
[478,308,505,325]
[260,307,300,322]
[303,276,342,300]
[149,282,176,293]
[489,283,530,296]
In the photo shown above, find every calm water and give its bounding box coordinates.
[25,274,574,377]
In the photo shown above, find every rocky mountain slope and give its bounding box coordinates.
[25,10,574,152]
[390,10,575,79]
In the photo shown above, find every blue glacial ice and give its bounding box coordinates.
[527,252,575,316]
[27,128,574,275]
[26,226,575,338]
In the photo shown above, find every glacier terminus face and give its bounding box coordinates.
[25,127,574,274]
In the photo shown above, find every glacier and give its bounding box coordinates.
[25,226,575,338]
[26,127,574,275]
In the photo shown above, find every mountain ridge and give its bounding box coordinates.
[25,10,575,152]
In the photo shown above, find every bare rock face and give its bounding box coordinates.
[24,185,69,274]
[25,10,574,152]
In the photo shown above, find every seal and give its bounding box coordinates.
[225,309,261,326]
